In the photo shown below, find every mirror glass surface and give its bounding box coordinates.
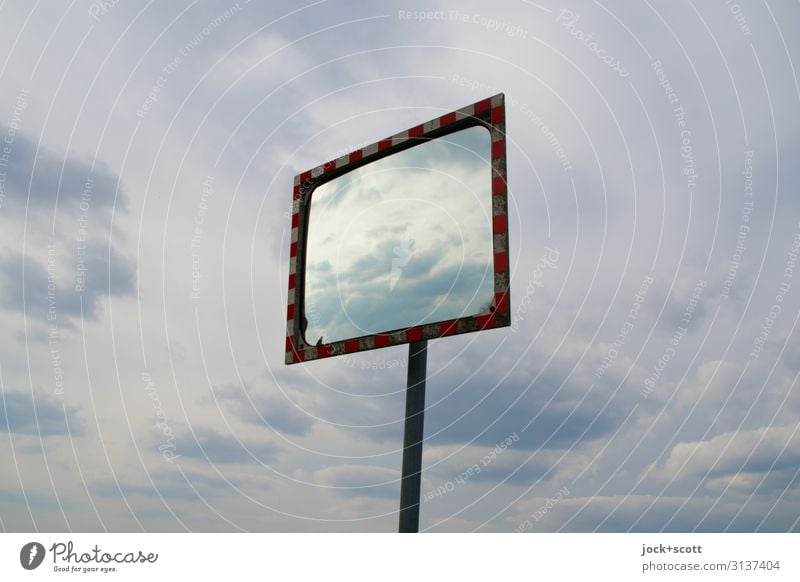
[303,125,494,345]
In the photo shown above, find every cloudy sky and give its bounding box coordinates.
[0,0,799,532]
[305,125,494,343]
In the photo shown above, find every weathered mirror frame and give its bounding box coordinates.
[285,93,509,365]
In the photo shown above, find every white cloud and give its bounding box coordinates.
[646,421,800,485]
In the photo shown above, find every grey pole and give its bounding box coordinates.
[398,340,428,533]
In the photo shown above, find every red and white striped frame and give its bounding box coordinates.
[285,93,509,365]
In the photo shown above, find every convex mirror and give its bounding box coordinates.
[285,94,509,364]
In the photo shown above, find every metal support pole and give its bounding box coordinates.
[398,340,428,533]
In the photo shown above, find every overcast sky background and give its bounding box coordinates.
[1,0,799,532]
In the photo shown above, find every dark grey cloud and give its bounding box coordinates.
[342,244,391,284]
[316,257,492,342]
[0,389,83,436]
[302,345,631,459]
[0,124,126,216]
[337,238,446,288]
[0,243,134,324]
[214,383,314,437]
[0,125,135,327]
[85,468,261,532]
[463,457,556,487]
[423,368,632,452]
[0,489,62,508]
[0,251,50,313]
[174,427,281,464]
[398,247,443,281]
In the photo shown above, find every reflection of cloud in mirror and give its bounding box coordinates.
[390,239,414,291]
[304,125,493,344]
